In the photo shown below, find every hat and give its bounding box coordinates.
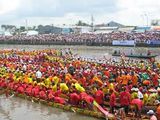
[155,100,160,105]
[157,87,160,92]
[151,72,156,75]
[131,87,139,92]
[147,110,155,115]
[149,88,157,93]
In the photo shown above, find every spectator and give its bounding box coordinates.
[147,110,157,120]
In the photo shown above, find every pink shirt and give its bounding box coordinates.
[150,115,157,120]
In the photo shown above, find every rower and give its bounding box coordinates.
[118,50,121,54]
[114,50,117,55]
[130,50,133,55]
[36,70,42,83]
[147,50,151,56]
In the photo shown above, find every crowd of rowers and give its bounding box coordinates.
[0,49,160,119]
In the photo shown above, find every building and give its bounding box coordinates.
[94,21,124,33]
[133,26,151,33]
[38,25,62,34]
[118,26,135,33]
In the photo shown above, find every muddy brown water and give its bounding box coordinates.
[0,95,100,120]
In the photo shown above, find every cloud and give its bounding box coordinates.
[0,0,19,15]
[0,0,160,26]
[113,0,160,25]
[11,0,118,17]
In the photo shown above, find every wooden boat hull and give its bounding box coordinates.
[112,54,157,59]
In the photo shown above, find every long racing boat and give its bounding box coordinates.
[112,53,158,59]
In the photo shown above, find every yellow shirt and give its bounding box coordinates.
[45,78,51,86]
[109,83,114,90]
[143,93,148,105]
[60,83,69,91]
[52,76,59,85]
[75,83,85,92]
[52,84,57,92]
[28,77,33,84]
[147,93,158,105]
[131,92,138,100]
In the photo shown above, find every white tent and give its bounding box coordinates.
[26,30,38,36]
[4,32,12,36]
[0,31,4,35]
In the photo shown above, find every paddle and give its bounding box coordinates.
[71,108,76,113]
[93,101,115,119]
[0,93,14,99]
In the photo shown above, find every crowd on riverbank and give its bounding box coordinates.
[0,49,160,119]
[0,32,160,44]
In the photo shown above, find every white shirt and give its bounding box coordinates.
[138,91,143,99]
[36,70,42,78]
[22,65,27,71]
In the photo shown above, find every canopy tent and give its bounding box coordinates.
[26,30,38,36]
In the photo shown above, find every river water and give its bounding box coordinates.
[0,44,160,59]
[0,44,160,120]
[0,95,100,120]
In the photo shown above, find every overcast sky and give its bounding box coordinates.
[0,0,160,26]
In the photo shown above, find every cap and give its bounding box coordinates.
[147,110,155,115]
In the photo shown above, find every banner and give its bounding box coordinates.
[112,40,135,46]
[146,40,160,45]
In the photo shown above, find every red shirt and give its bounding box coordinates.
[8,82,14,90]
[0,81,6,88]
[131,99,143,110]
[85,95,94,104]
[32,86,40,97]
[70,93,80,105]
[110,93,116,107]
[17,86,24,94]
[48,91,54,100]
[54,97,65,104]
[126,85,132,93]
[120,91,131,106]
[22,83,27,89]
[13,83,19,91]
[54,90,61,97]
[39,90,47,100]
[152,75,159,86]
[26,87,33,96]
[94,90,104,105]
[80,92,88,100]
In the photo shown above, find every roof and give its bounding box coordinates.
[27,30,38,35]
[95,21,124,27]
[106,21,124,27]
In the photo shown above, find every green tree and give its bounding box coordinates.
[20,26,25,32]
[76,20,89,26]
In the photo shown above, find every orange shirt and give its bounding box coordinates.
[104,70,110,78]
[91,76,103,86]
[75,60,81,68]
[122,75,128,85]
[65,73,72,83]
[157,105,160,115]
[132,75,138,86]
[24,75,29,83]
[116,76,122,84]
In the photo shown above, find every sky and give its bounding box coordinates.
[0,0,160,26]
